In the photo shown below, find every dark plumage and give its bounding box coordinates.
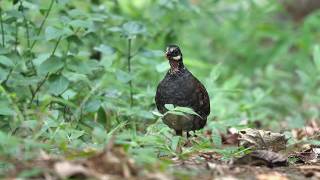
[155,45,210,137]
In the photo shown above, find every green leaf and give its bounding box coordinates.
[48,75,70,95]
[94,44,114,55]
[38,56,64,75]
[0,55,14,67]
[0,67,9,82]
[69,20,93,29]
[69,130,85,140]
[174,106,202,118]
[45,26,72,41]
[164,104,174,110]
[166,111,186,117]
[170,136,180,152]
[57,0,70,5]
[116,70,133,83]
[156,61,169,73]
[84,98,101,112]
[313,45,320,71]
[122,22,146,37]
[152,111,163,117]
[0,102,15,116]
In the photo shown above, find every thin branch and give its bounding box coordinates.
[14,22,18,52]
[29,36,62,105]
[30,73,49,104]
[19,0,30,48]
[2,69,13,85]
[0,8,4,47]
[30,0,55,50]
[127,38,133,107]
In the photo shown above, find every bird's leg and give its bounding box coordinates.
[175,130,183,136]
[187,131,191,138]
[193,130,197,137]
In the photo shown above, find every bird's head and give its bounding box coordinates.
[165,45,182,62]
[165,45,184,74]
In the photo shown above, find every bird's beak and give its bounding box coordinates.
[165,51,170,59]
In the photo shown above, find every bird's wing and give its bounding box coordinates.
[155,83,166,114]
[193,77,210,118]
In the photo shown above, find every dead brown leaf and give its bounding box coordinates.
[238,128,287,152]
[289,147,319,163]
[233,150,288,167]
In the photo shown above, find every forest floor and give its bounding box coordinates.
[173,151,320,180]
[4,129,320,180]
[4,146,319,180]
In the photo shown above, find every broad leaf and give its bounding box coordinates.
[164,104,174,110]
[45,26,73,41]
[84,98,101,112]
[94,44,114,55]
[170,136,180,152]
[48,75,70,95]
[174,106,202,118]
[0,102,15,116]
[38,56,64,75]
[0,55,14,67]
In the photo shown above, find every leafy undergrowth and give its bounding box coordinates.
[1,0,320,179]
[1,121,319,179]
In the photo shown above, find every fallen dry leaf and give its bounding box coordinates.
[233,150,288,167]
[289,147,319,163]
[238,128,287,152]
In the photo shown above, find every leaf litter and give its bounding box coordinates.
[3,122,320,180]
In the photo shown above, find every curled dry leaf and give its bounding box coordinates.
[238,128,287,152]
[233,150,288,167]
[289,146,320,163]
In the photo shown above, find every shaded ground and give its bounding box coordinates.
[172,151,319,180]
[3,146,319,180]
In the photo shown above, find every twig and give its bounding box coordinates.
[14,22,18,52]
[0,8,4,47]
[30,0,54,50]
[29,36,62,105]
[2,69,13,85]
[19,0,30,48]
[127,38,133,107]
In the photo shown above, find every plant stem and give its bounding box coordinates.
[0,8,4,47]
[19,0,30,48]
[29,36,62,105]
[30,0,54,50]
[14,22,18,52]
[2,69,13,85]
[127,38,133,107]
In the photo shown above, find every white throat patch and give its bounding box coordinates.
[172,55,181,61]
